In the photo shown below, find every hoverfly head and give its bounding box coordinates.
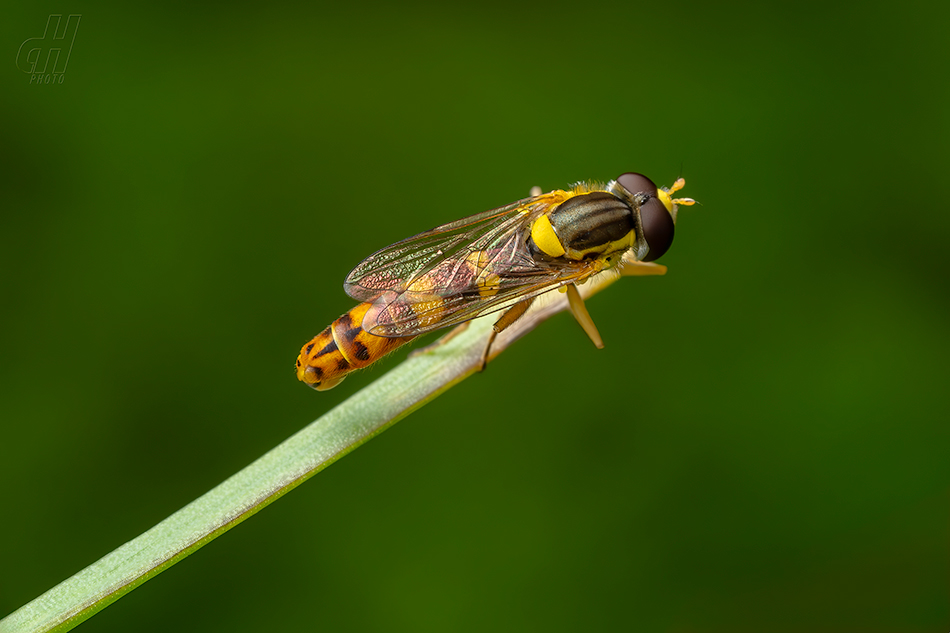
[615,172,696,263]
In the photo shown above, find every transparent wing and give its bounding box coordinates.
[344,193,565,301]
[360,250,600,336]
[343,188,607,336]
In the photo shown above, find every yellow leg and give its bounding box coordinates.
[566,283,604,349]
[620,261,667,276]
[479,329,498,373]
[478,297,536,371]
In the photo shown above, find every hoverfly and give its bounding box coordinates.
[296,172,695,390]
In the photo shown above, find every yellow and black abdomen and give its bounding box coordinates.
[296,302,416,390]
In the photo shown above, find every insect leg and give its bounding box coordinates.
[619,260,667,276]
[566,283,604,349]
[479,297,536,371]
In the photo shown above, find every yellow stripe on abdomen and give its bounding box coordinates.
[296,302,416,390]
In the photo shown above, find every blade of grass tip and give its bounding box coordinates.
[0,267,628,633]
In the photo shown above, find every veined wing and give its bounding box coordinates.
[344,191,571,302]
[360,248,602,337]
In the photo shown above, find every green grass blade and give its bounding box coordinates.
[0,268,630,633]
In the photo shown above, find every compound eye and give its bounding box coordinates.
[639,196,675,262]
[616,172,658,198]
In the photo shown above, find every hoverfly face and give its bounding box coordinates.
[615,172,674,263]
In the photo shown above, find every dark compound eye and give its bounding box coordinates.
[617,172,673,261]
[639,196,674,262]
[616,172,658,198]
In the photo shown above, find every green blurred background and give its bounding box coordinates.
[2,1,947,631]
